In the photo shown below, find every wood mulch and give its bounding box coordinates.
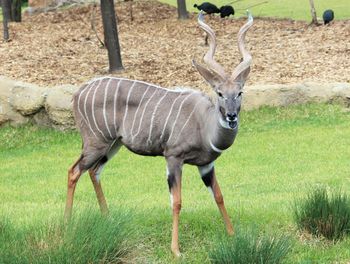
[0,1,349,93]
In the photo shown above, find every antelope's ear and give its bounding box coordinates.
[192,59,223,89]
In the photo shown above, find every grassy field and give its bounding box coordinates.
[159,0,350,20]
[1,103,350,263]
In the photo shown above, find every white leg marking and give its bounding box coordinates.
[132,87,158,141]
[91,80,108,141]
[169,193,174,209]
[95,164,105,183]
[147,90,169,144]
[130,85,150,137]
[166,166,170,178]
[167,93,194,143]
[122,81,136,136]
[103,78,113,139]
[160,92,185,140]
[209,140,224,153]
[113,79,122,135]
[208,186,215,198]
[198,162,214,177]
[172,97,204,145]
[77,82,98,138]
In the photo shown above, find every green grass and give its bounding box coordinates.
[159,0,350,20]
[209,226,292,263]
[1,103,350,263]
[0,210,133,263]
[294,188,350,241]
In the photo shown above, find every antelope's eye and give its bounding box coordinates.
[238,91,243,96]
[217,91,223,97]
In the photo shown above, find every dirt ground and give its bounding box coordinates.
[0,1,349,92]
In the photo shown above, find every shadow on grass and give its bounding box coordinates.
[0,209,134,264]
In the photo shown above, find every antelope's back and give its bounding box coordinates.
[72,77,211,153]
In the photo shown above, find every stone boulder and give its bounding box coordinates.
[10,81,47,116]
[328,82,350,106]
[45,84,79,130]
[243,82,350,110]
[0,76,29,125]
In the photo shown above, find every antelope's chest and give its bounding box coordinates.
[184,148,221,166]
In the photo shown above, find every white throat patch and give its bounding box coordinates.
[209,140,224,153]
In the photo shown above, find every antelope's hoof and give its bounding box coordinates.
[227,227,234,236]
[171,248,181,258]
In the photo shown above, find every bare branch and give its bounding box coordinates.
[90,3,105,47]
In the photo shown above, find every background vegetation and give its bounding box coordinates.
[1,103,350,263]
[160,0,350,20]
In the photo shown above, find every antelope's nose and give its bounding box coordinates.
[226,113,237,121]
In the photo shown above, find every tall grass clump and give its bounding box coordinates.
[209,226,292,264]
[0,210,134,264]
[0,216,29,263]
[294,188,350,240]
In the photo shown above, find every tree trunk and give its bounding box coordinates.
[309,0,319,25]
[177,0,188,20]
[11,0,22,22]
[1,0,10,40]
[3,0,13,21]
[100,0,124,72]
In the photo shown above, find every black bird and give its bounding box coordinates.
[193,2,220,15]
[219,5,235,18]
[323,9,334,25]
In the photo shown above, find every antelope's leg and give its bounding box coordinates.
[89,164,108,216]
[64,157,83,221]
[166,157,183,257]
[198,163,234,235]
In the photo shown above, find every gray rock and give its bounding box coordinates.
[329,82,350,107]
[33,108,52,128]
[45,84,79,129]
[243,82,350,110]
[10,81,47,115]
[0,76,29,125]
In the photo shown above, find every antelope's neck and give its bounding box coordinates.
[206,106,238,153]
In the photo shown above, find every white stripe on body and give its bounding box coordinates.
[86,76,194,94]
[167,93,195,143]
[147,90,169,144]
[84,80,103,138]
[131,87,158,141]
[130,85,150,137]
[103,78,113,139]
[172,97,205,145]
[77,82,98,138]
[160,92,185,140]
[91,80,108,141]
[113,80,122,135]
[122,81,136,136]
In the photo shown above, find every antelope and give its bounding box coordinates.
[64,11,253,256]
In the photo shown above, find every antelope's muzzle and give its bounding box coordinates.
[226,113,238,129]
